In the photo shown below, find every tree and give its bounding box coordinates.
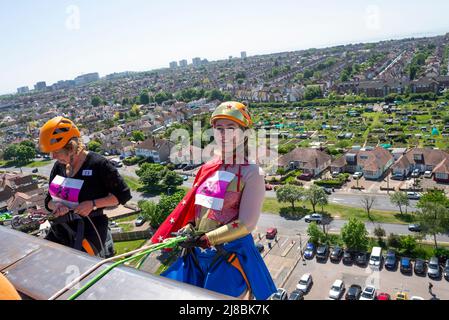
[418,189,449,209]
[136,163,167,190]
[87,140,102,153]
[15,145,35,164]
[399,235,417,255]
[139,91,150,105]
[155,191,186,227]
[154,91,173,104]
[91,96,102,108]
[206,89,224,101]
[304,185,328,213]
[131,131,145,142]
[374,226,386,243]
[276,185,304,210]
[162,171,184,190]
[129,104,141,118]
[360,196,376,221]
[307,222,325,245]
[415,202,449,249]
[138,200,160,228]
[303,86,323,100]
[3,144,18,161]
[390,192,410,215]
[341,217,368,251]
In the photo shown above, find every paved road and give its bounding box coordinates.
[255,213,449,243]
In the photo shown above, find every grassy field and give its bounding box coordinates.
[262,198,412,224]
[115,213,139,223]
[123,175,144,191]
[24,160,52,168]
[114,239,147,256]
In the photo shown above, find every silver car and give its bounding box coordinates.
[428,257,441,278]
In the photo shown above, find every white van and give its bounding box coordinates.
[369,247,382,269]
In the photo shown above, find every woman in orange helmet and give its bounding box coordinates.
[39,116,131,257]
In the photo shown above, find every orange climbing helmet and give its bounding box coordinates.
[39,116,81,153]
[210,101,253,128]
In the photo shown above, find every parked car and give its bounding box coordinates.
[182,175,189,181]
[414,259,427,276]
[304,243,315,259]
[32,168,39,173]
[407,192,421,200]
[359,286,377,300]
[135,216,146,227]
[296,273,313,293]
[376,292,391,300]
[385,250,397,270]
[322,187,332,195]
[328,279,345,300]
[411,168,421,178]
[304,213,322,224]
[395,292,408,300]
[331,171,340,178]
[428,256,441,278]
[265,184,273,191]
[343,249,354,264]
[298,172,313,181]
[356,252,369,266]
[443,260,449,281]
[424,171,433,178]
[270,288,288,300]
[345,284,362,300]
[411,296,425,300]
[330,246,343,262]
[400,257,412,274]
[408,224,421,232]
[288,289,305,300]
[352,172,363,179]
[369,247,382,269]
[391,174,405,181]
[316,245,329,261]
[266,228,278,240]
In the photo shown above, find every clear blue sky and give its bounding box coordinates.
[1,0,449,94]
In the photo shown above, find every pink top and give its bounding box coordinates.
[194,164,265,232]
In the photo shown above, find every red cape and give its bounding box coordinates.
[151,158,222,244]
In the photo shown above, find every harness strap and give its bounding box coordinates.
[227,253,251,293]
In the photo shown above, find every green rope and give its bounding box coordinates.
[67,236,187,300]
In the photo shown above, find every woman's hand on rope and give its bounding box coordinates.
[179,233,211,249]
[74,201,94,217]
[53,203,70,217]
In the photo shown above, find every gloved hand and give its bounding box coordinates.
[177,223,195,237]
[179,234,211,249]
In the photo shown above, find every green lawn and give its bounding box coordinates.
[114,239,147,256]
[115,213,139,223]
[123,176,144,191]
[262,198,411,224]
[24,160,52,168]
[117,222,134,232]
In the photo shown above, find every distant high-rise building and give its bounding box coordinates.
[192,57,202,66]
[17,86,29,94]
[52,80,75,90]
[241,51,247,59]
[229,56,233,60]
[34,81,47,91]
[169,61,178,69]
[179,59,188,67]
[74,73,99,86]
